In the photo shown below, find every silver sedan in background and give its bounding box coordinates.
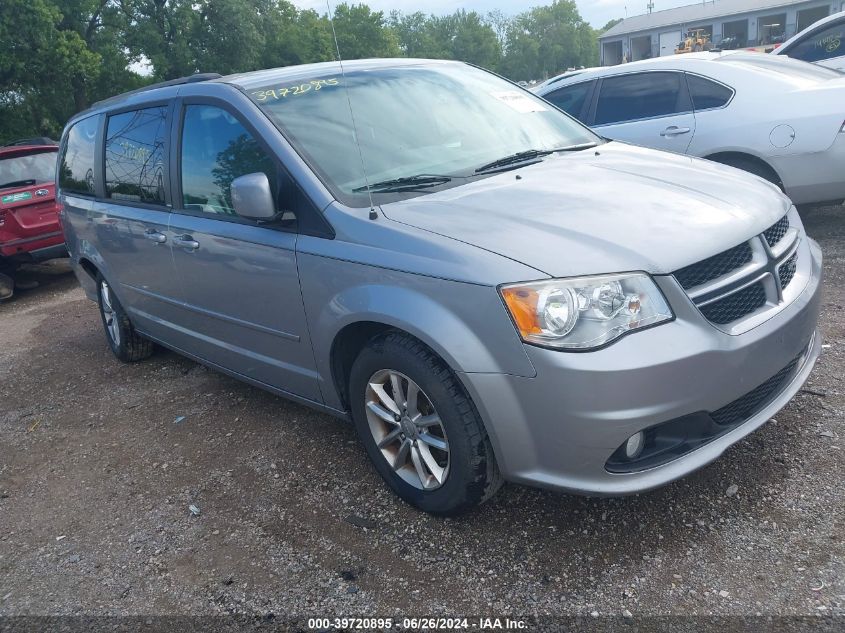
[535,52,845,207]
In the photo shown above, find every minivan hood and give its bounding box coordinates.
[380,143,791,278]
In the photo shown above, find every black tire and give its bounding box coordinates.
[0,272,13,301]
[349,331,503,515]
[710,155,784,191]
[96,274,154,362]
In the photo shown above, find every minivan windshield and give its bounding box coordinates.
[248,62,599,205]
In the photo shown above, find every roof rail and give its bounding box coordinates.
[91,73,223,109]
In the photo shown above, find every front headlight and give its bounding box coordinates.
[500,273,673,350]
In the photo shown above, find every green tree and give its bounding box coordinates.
[329,3,400,60]
[600,18,624,33]
[389,10,501,70]
[0,0,139,141]
[501,0,597,81]
[0,0,606,142]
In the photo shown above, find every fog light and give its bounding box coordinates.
[625,432,645,460]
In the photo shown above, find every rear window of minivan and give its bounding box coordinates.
[59,116,100,196]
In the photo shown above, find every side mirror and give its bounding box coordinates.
[231,172,277,221]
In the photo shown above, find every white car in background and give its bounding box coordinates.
[535,52,845,206]
[773,11,845,72]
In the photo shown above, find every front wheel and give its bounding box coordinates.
[349,331,502,515]
[97,275,154,362]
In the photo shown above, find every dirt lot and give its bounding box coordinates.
[0,206,843,625]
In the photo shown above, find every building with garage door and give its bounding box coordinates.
[599,0,843,65]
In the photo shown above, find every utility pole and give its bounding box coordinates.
[647,1,654,14]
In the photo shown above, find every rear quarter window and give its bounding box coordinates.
[59,116,100,196]
[686,74,734,110]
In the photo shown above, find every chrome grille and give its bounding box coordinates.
[673,214,801,329]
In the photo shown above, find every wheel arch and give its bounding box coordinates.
[78,257,99,281]
[704,151,784,189]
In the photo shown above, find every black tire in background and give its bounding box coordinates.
[96,274,154,362]
[349,331,503,515]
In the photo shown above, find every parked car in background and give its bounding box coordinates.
[0,141,65,300]
[715,35,744,50]
[531,67,599,93]
[60,59,821,515]
[773,11,845,72]
[536,52,845,207]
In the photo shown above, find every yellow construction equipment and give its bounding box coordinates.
[676,29,714,54]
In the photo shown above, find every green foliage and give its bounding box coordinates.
[601,18,624,33]
[0,0,602,143]
[500,1,599,80]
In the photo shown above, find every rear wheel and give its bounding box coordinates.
[0,272,13,300]
[97,275,154,362]
[349,331,502,515]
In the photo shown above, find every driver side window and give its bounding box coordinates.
[180,105,278,216]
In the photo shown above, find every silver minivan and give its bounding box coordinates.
[59,59,823,514]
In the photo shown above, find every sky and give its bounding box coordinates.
[306,0,696,28]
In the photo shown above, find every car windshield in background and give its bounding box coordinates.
[0,150,57,189]
[718,53,844,80]
[249,63,599,205]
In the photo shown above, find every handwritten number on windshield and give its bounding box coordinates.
[252,78,339,102]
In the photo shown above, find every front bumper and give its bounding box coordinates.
[461,238,823,496]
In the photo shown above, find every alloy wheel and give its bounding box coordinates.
[100,280,121,347]
[364,369,450,490]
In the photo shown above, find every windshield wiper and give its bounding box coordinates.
[474,143,600,174]
[474,150,553,174]
[353,175,452,193]
[0,179,36,190]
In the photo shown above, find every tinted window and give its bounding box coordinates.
[544,82,593,121]
[787,22,845,62]
[59,116,99,195]
[105,107,168,205]
[687,74,734,110]
[180,105,277,216]
[594,72,686,126]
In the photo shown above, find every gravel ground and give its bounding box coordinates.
[0,206,843,627]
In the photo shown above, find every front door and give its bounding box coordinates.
[167,102,321,401]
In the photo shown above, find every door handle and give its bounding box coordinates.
[660,126,691,137]
[144,229,167,244]
[173,234,200,251]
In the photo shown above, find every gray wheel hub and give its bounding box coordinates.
[364,369,450,491]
